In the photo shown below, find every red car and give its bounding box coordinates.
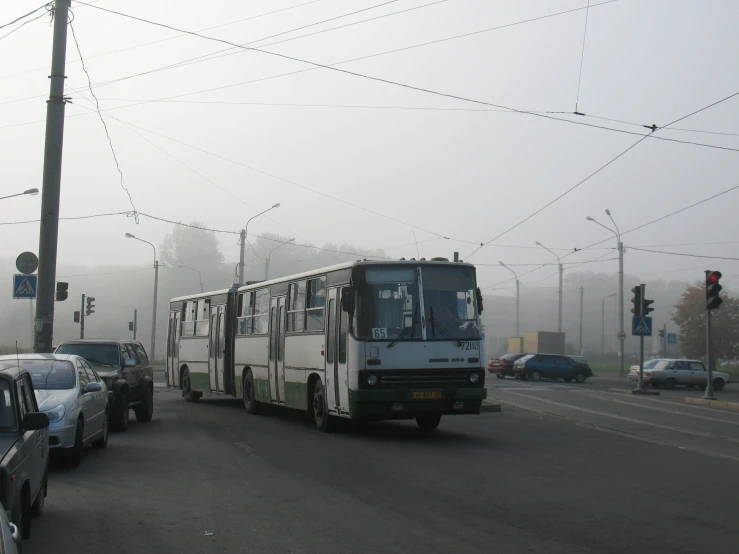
[487,353,527,379]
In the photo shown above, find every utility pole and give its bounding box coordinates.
[515,278,520,337]
[601,297,605,356]
[579,286,585,355]
[662,323,667,357]
[238,229,246,285]
[535,242,562,332]
[34,0,71,353]
[133,309,137,340]
[80,293,85,340]
[617,241,625,377]
[151,261,158,361]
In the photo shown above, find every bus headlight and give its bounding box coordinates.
[367,375,378,386]
[469,372,480,384]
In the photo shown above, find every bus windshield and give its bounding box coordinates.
[355,265,481,341]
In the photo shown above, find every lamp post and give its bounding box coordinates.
[499,261,520,337]
[0,188,39,201]
[601,293,616,355]
[535,241,563,332]
[177,264,203,293]
[265,238,294,280]
[239,203,280,284]
[586,210,624,378]
[126,233,158,361]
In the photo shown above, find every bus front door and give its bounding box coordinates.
[326,288,350,414]
[208,307,219,392]
[270,297,287,404]
[167,312,180,387]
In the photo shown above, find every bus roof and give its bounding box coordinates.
[170,259,475,303]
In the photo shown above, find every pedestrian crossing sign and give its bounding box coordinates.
[632,316,652,337]
[13,274,37,299]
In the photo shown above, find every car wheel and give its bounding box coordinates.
[663,378,676,390]
[416,413,442,431]
[530,370,542,382]
[181,369,202,403]
[16,489,30,543]
[93,410,109,448]
[134,386,154,422]
[574,373,586,384]
[649,381,661,389]
[514,374,521,380]
[713,379,725,392]
[496,373,505,379]
[243,370,260,415]
[67,419,84,468]
[31,475,46,518]
[312,379,334,432]
[111,391,129,432]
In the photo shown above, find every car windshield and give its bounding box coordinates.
[0,379,16,430]
[55,343,120,367]
[501,353,523,361]
[517,355,535,363]
[643,359,662,369]
[23,360,76,390]
[354,265,481,341]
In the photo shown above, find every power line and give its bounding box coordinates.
[627,247,739,262]
[0,212,129,226]
[0,3,49,32]
[69,18,139,220]
[574,0,591,113]
[0,8,49,42]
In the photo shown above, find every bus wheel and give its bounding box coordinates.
[312,379,334,432]
[416,414,441,431]
[182,369,201,403]
[243,370,260,415]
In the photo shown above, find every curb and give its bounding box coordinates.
[685,397,739,413]
[481,402,502,413]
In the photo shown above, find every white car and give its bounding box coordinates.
[19,355,109,466]
[628,358,730,390]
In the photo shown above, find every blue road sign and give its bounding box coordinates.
[668,332,677,344]
[632,316,653,337]
[13,274,37,299]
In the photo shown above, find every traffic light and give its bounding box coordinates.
[658,329,665,338]
[630,285,643,316]
[56,282,68,301]
[86,296,96,316]
[642,297,654,316]
[706,270,723,310]
[74,311,80,323]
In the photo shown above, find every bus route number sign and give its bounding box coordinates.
[372,328,388,339]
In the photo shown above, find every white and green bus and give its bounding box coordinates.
[166,259,487,431]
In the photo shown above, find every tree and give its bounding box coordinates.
[671,283,739,361]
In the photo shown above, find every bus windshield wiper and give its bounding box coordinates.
[428,307,463,346]
[388,302,420,348]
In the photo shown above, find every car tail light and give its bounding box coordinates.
[645,371,651,377]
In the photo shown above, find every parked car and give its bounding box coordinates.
[628,358,730,390]
[54,340,154,431]
[21,354,108,466]
[513,354,593,383]
[0,503,20,554]
[487,353,527,378]
[0,360,49,544]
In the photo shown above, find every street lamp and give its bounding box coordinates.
[177,264,203,293]
[0,188,39,201]
[126,233,159,362]
[238,203,280,284]
[265,238,295,280]
[499,261,520,337]
[586,210,625,378]
[535,241,563,333]
[601,293,616,355]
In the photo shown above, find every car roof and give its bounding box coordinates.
[57,340,134,345]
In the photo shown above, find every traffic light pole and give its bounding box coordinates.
[637,336,645,391]
[618,241,625,378]
[133,309,137,340]
[34,0,71,353]
[80,293,85,340]
[704,308,716,400]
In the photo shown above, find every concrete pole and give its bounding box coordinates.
[264,257,270,281]
[238,229,245,285]
[617,241,625,377]
[133,309,137,340]
[34,0,71,353]
[80,293,85,340]
[601,297,605,356]
[579,286,585,355]
[151,260,159,362]
[558,263,563,333]
[515,279,520,337]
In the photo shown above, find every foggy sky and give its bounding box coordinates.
[2,0,739,311]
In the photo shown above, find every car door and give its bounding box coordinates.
[553,356,572,378]
[82,361,106,436]
[16,375,45,503]
[120,344,139,399]
[536,355,554,377]
[673,361,690,385]
[689,362,707,386]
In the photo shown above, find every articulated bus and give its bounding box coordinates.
[166,259,487,431]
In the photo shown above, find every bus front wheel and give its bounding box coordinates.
[243,370,260,415]
[416,413,442,431]
[312,379,334,432]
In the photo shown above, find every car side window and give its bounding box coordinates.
[82,360,99,383]
[125,344,140,365]
[78,362,90,387]
[16,380,28,421]
[134,343,149,364]
[21,375,38,411]
[555,356,570,364]
[539,356,554,364]
[675,361,688,370]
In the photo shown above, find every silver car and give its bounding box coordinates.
[628,358,730,391]
[19,355,109,466]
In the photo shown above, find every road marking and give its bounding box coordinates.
[490,386,553,391]
[495,397,739,464]
[503,390,739,445]
[588,393,739,426]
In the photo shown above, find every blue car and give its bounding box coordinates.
[513,354,593,383]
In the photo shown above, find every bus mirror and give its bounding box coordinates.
[476,287,484,314]
[341,288,354,313]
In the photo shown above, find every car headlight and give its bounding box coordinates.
[469,372,480,384]
[367,375,378,386]
[45,404,66,423]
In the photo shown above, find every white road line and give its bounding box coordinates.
[587,393,739,426]
[503,390,739,445]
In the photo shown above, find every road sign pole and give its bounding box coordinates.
[637,336,645,390]
[133,309,137,340]
[34,0,71,353]
[80,294,85,340]
[662,323,667,357]
[704,308,716,400]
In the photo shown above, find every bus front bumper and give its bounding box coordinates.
[348,387,487,420]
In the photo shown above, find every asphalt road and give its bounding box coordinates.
[27,379,739,554]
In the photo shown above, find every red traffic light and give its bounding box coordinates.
[708,272,722,283]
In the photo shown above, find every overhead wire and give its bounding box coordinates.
[0,8,49,42]
[626,247,739,262]
[574,0,591,113]
[0,3,50,32]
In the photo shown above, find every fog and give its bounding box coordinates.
[2,0,739,354]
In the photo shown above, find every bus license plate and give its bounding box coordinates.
[413,391,441,399]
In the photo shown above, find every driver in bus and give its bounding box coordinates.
[424,290,460,327]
